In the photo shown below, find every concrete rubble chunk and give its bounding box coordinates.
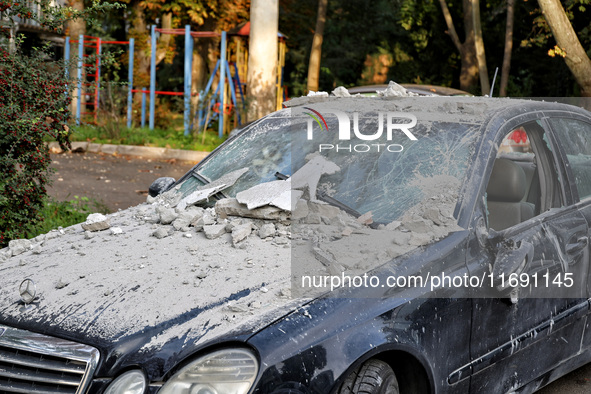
[110,227,123,235]
[231,223,252,245]
[172,211,197,232]
[270,190,303,212]
[0,249,10,261]
[152,228,170,239]
[236,179,292,210]
[332,86,352,97]
[177,184,226,211]
[356,211,373,226]
[45,230,60,240]
[203,224,227,240]
[409,233,432,246]
[177,168,249,210]
[273,236,289,245]
[215,199,290,221]
[403,219,431,233]
[392,231,411,246]
[423,207,444,225]
[291,155,340,203]
[377,81,418,97]
[292,199,309,221]
[202,210,217,225]
[81,213,111,232]
[305,213,321,224]
[385,221,402,231]
[9,239,31,257]
[55,278,69,289]
[341,227,353,237]
[225,218,242,233]
[157,206,178,225]
[308,202,341,220]
[258,223,276,239]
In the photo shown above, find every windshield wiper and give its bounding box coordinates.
[191,170,211,185]
[274,171,289,180]
[316,190,362,218]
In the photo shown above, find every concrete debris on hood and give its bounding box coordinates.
[81,213,111,232]
[377,81,419,97]
[1,156,463,306]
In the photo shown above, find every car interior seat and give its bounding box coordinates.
[486,158,536,230]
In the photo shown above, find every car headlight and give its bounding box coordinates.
[159,348,259,394]
[104,370,147,394]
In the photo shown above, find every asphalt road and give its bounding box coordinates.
[48,151,197,212]
[46,151,591,393]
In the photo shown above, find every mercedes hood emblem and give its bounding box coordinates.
[19,279,37,304]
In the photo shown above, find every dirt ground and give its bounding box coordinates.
[47,151,197,212]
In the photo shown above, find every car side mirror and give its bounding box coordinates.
[489,239,534,298]
[149,177,176,197]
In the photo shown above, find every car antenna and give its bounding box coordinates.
[489,67,499,97]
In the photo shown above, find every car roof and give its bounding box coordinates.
[346,84,471,96]
[283,96,554,125]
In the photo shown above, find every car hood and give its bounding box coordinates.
[0,202,298,375]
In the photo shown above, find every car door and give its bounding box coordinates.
[545,114,591,350]
[462,112,590,393]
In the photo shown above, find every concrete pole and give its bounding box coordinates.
[76,34,83,126]
[218,31,226,138]
[127,38,135,128]
[149,25,156,130]
[246,0,278,122]
[184,25,193,136]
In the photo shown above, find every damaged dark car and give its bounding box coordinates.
[2,94,591,394]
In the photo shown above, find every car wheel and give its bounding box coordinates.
[339,359,400,394]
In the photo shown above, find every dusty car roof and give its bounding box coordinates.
[283,95,542,125]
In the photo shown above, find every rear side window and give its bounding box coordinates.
[548,118,591,200]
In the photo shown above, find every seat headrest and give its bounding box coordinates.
[486,158,527,202]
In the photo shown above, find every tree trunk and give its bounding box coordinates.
[500,0,515,96]
[130,1,149,104]
[130,4,177,106]
[307,0,328,93]
[537,0,591,97]
[471,0,490,95]
[155,13,174,65]
[68,0,85,118]
[247,0,279,121]
[438,0,480,92]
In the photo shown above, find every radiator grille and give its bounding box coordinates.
[0,325,99,394]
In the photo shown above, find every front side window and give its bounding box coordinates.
[485,121,562,230]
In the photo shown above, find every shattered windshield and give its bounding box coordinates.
[178,108,479,224]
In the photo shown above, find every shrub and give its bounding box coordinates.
[0,0,119,247]
[0,41,71,246]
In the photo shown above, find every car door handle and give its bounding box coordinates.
[566,237,589,255]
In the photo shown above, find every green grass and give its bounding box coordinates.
[27,196,110,239]
[71,123,226,152]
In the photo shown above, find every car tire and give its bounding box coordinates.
[339,359,400,394]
